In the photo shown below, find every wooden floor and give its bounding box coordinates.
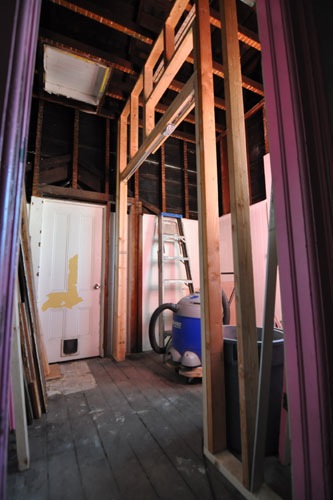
[7,352,291,500]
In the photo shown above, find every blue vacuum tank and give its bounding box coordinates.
[168,294,202,368]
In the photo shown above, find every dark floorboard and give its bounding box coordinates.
[7,352,291,500]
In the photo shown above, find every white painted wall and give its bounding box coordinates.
[141,215,200,351]
[141,203,283,351]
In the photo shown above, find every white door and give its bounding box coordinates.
[30,197,104,363]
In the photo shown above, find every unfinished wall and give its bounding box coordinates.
[141,215,200,351]
[141,202,282,351]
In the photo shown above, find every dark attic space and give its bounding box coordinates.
[25,0,266,216]
[1,1,333,500]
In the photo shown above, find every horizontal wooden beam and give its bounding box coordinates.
[217,99,265,140]
[201,6,261,51]
[108,82,226,118]
[46,1,263,106]
[32,92,117,120]
[39,29,136,75]
[204,449,282,500]
[147,27,194,109]
[140,198,160,215]
[40,154,72,167]
[120,74,195,182]
[49,0,153,45]
[37,184,112,202]
[52,0,261,52]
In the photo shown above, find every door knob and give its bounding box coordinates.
[94,283,101,289]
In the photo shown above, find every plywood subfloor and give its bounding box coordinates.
[7,352,291,500]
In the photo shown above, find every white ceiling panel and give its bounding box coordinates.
[43,45,110,106]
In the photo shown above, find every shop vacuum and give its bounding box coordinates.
[148,290,230,381]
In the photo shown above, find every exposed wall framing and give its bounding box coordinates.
[113,0,277,496]
[220,0,258,487]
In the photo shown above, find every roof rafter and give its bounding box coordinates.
[40,29,136,75]
[49,0,261,52]
[49,0,153,44]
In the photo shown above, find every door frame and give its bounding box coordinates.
[257,0,333,497]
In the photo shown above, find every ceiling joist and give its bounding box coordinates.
[49,0,154,44]
[121,74,196,182]
[41,1,263,120]
[40,29,136,75]
[49,0,261,52]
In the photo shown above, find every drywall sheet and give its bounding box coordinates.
[141,215,200,351]
[142,204,282,351]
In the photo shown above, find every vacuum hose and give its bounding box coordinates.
[149,291,231,354]
[222,289,231,326]
[149,302,178,354]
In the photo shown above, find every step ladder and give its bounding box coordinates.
[158,212,194,307]
[157,212,194,351]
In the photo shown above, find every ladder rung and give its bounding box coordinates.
[163,279,193,284]
[163,235,185,242]
[163,256,189,261]
[160,212,183,219]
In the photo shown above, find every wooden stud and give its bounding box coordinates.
[72,108,79,189]
[112,114,128,361]
[113,0,196,358]
[185,4,261,51]
[147,26,194,110]
[128,201,142,352]
[160,144,166,213]
[136,201,143,348]
[186,55,264,96]
[263,106,269,154]
[130,92,140,202]
[194,0,226,454]
[219,0,258,487]
[32,99,44,197]
[217,99,265,143]
[220,136,230,214]
[131,74,143,100]
[128,92,141,352]
[121,74,195,182]
[130,94,139,157]
[143,65,154,138]
[142,0,190,77]
[245,122,252,203]
[164,23,175,64]
[183,142,189,219]
[105,119,110,195]
[102,202,110,355]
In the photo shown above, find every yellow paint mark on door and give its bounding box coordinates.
[42,254,83,311]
